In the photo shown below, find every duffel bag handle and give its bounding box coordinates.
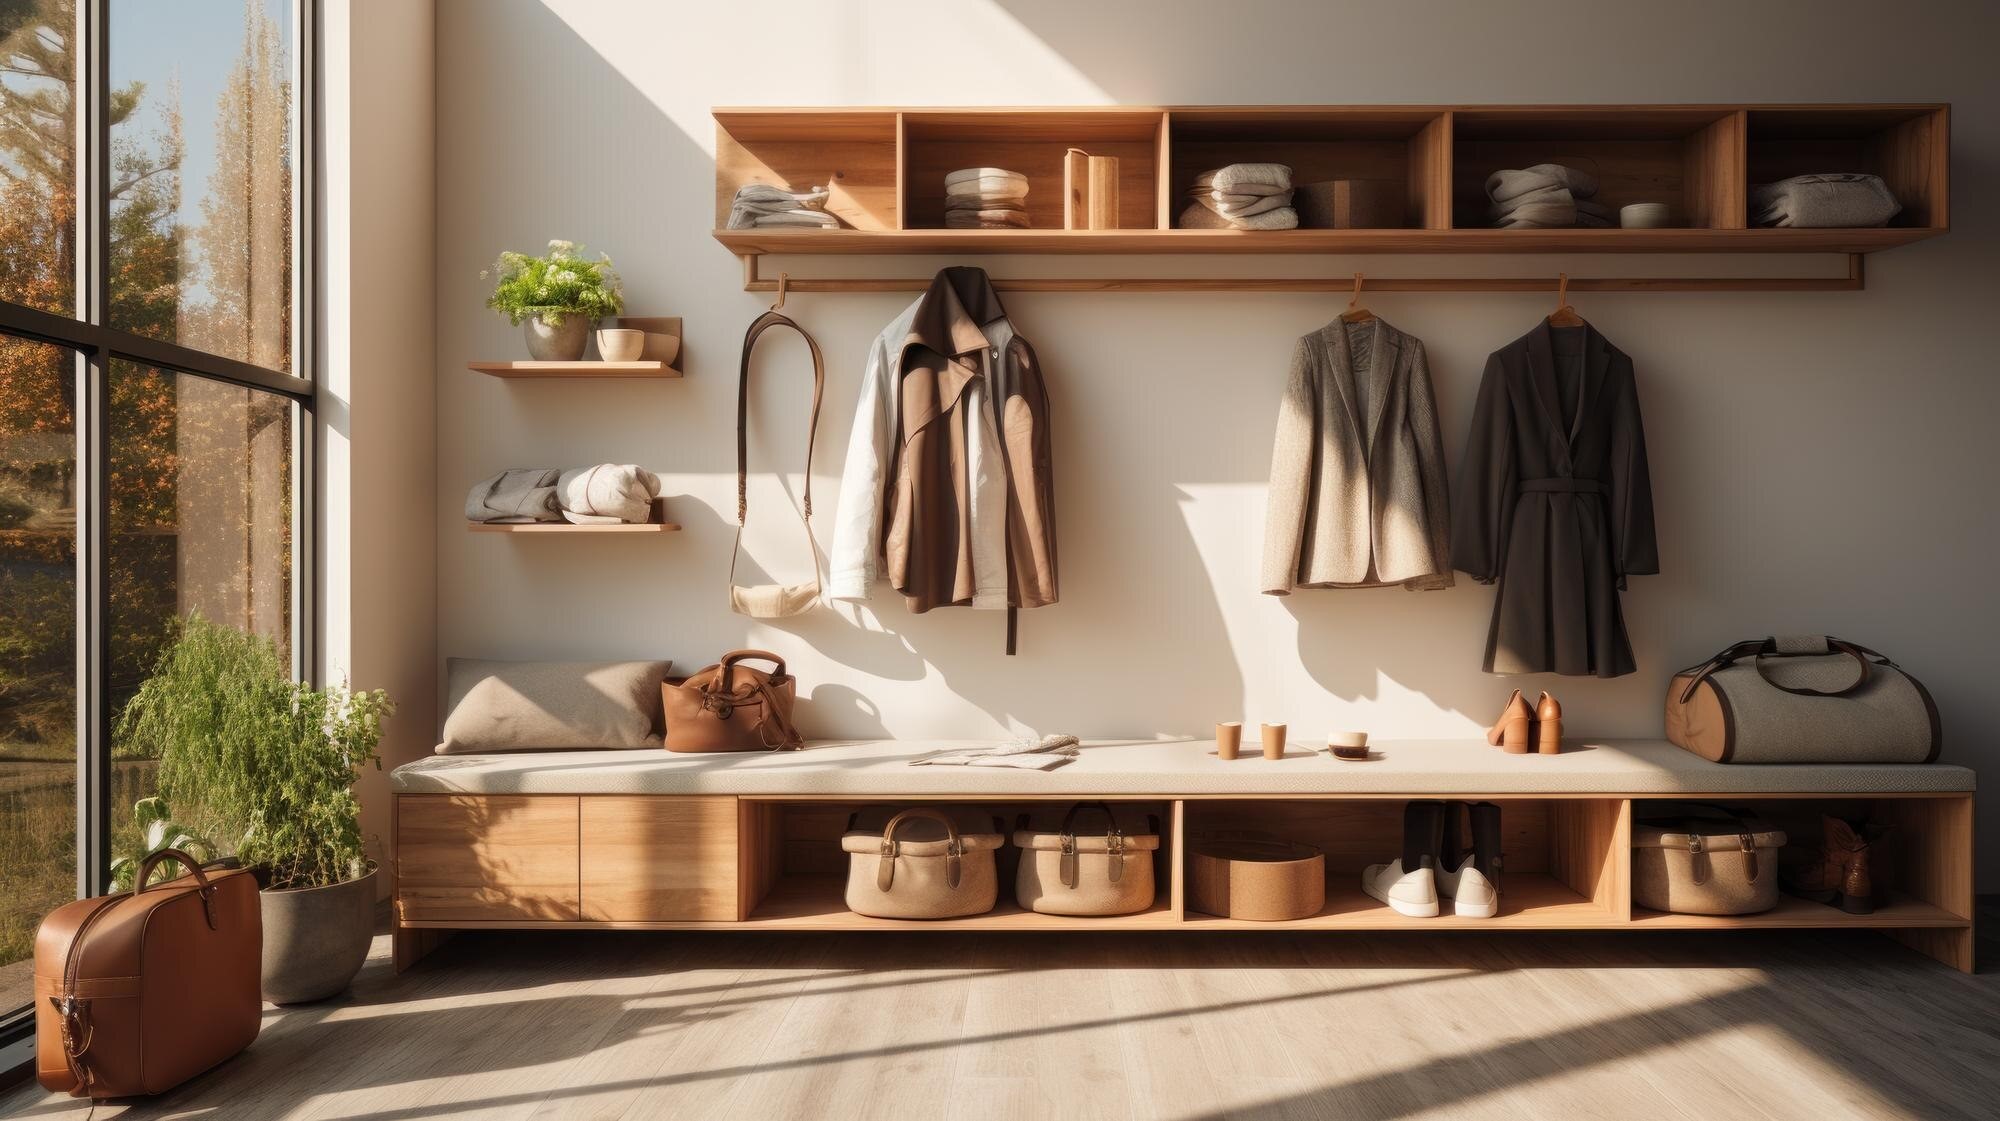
[713,648,788,694]
[133,848,219,930]
[877,808,963,893]
[1677,635,1891,704]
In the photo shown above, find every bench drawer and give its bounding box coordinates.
[581,796,740,921]
[397,795,580,921]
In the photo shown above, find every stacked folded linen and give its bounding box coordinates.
[1178,163,1298,230]
[908,734,1082,771]
[726,183,837,230]
[1750,173,1900,228]
[465,464,662,525]
[1485,164,1615,229]
[944,167,1030,229]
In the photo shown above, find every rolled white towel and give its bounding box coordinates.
[557,463,661,525]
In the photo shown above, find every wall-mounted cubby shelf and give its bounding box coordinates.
[713,104,1947,293]
[466,521,681,533]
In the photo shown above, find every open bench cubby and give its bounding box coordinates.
[712,104,1946,254]
[393,788,1972,969]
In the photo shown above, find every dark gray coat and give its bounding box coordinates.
[1451,321,1658,677]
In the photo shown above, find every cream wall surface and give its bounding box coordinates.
[432,1,1999,884]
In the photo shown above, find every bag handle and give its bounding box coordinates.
[876,808,963,893]
[1676,635,1886,704]
[1057,801,1125,889]
[733,311,826,603]
[712,649,788,695]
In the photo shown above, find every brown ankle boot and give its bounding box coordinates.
[1782,815,1876,914]
[1534,692,1563,754]
[1486,690,1531,754]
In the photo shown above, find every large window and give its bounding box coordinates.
[0,0,312,1027]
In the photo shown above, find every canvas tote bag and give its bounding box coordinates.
[730,310,825,617]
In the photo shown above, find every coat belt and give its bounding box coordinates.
[1520,477,1607,494]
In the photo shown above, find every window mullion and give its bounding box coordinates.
[71,0,112,899]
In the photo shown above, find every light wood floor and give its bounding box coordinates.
[5,915,1998,1121]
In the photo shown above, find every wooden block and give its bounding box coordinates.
[396,795,579,921]
[580,796,739,921]
[1065,149,1121,230]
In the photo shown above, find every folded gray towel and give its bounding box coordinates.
[1750,173,1900,228]
[946,177,1030,201]
[1206,163,1293,193]
[1177,200,1298,230]
[944,194,1027,212]
[1486,163,1600,204]
[945,166,1028,188]
[945,209,1032,229]
[466,468,561,523]
[726,183,833,230]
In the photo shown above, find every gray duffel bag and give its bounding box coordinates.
[1664,635,1940,764]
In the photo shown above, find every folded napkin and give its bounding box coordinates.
[1751,173,1900,228]
[1485,164,1609,229]
[946,177,1030,201]
[946,167,1028,188]
[1205,163,1294,193]
[1178,200,1298,230]
[909,734,1082,770]
[465,467,560,523]
[556,463,662,524]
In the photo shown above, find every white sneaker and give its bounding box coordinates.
[1361,860,1438,917]
[1437,860,1498,918]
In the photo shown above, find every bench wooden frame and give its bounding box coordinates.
[392,787,1974,973]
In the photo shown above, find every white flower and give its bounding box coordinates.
[547,239,575,254]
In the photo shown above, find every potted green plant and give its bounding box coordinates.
[116,615,392,1004]
[483,238,624,360]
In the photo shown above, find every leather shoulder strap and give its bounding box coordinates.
[736,310,827,523]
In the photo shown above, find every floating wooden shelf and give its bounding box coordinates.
[714,103,1947,292]
[467,520,680,533]
[467,360,680,379]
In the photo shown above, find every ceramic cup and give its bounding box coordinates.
[596,328,646,362]
[1216,721,1243,761]
[1619,202,1670,229]
[1260,723,1287,760]
[1329,730,1369,761]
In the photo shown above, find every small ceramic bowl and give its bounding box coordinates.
[1329,730,1369,761]
[596,328,645,363]
[1620,202,1671,229]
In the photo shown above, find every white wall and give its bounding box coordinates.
[323,0,437,883]
[432,1,2000,884]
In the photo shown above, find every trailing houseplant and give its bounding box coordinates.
[482,238,624,360]
[115,614,392,1002]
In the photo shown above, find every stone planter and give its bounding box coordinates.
[523,312,589,360]
[260,866,377,1004]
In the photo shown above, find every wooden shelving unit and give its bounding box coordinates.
[467,360,680,379]
[713,103,1948,291]
[466,520,681,533]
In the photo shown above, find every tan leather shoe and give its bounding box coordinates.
[1534,691,1563,754]
[1782,816,1877,914]
[1486,690,1532,754]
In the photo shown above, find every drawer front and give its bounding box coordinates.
[581,796,739,921]
[397,795,580,921]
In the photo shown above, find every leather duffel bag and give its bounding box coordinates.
[1665,635,1940,764]
[36,850,262,1098]
[663,649,803,752]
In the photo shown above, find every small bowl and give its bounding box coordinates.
[1620,202,1671,229]
[1328,730,1370,761]
[596,328,645,363]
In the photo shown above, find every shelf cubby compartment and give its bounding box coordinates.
[1179,798,1629,929]
[739,798,1178,929]
[1745,106,1948,230]
[898,110,1164,231]
[714,109,901,231]
[1168,108,1449,230]
[1451,107,1744,231]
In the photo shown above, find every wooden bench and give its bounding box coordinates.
[389,739,1976,971]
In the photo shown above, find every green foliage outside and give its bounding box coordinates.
[483,239,624,326]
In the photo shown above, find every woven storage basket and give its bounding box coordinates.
[841,807,1004,919]
[1187,832,1325,921]
[1013,801,1161,916]
[1632,812,1787,915]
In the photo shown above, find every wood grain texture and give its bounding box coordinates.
[396,795,580,922]
[466,521,681,533]
[579,796,738,921]
[1410,111,1453,229]
[466,360,680,379]
[1551,798,1630,917]
[713,225,1935,255]
[714,111,900,230]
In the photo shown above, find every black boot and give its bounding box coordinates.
[1401,800,1445,874]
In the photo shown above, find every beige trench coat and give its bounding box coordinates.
[1261,317,1453,594]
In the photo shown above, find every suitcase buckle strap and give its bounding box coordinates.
[50,994,96,1092]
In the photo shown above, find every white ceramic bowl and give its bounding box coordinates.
[596,328,646,363]
[1620,202,1671,229]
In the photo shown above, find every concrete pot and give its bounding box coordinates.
[523,313,589,360]
[260,866,376,1004]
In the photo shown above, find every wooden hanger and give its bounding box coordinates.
[1548,273,1585,327]
[769,271,790,312]
[1339,272,1375,323]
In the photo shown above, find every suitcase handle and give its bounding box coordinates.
[133,849,218,930]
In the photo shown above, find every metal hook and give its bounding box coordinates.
[1348,272,1364,309]
[770,271,789,312]
[1556,272,1570,308]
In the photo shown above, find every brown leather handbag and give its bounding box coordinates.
[663,648,803,752]
[35,850,262,1098]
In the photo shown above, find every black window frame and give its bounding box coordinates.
[0,0,319,1043]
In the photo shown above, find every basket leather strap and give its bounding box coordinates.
[1057,801,1124,889]
[877,808,962,892]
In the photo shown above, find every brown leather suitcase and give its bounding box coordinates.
[34,850,262,1098]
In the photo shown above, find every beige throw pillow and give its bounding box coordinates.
[438,659,670,754]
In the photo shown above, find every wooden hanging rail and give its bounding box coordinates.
[738,252,1865,295]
